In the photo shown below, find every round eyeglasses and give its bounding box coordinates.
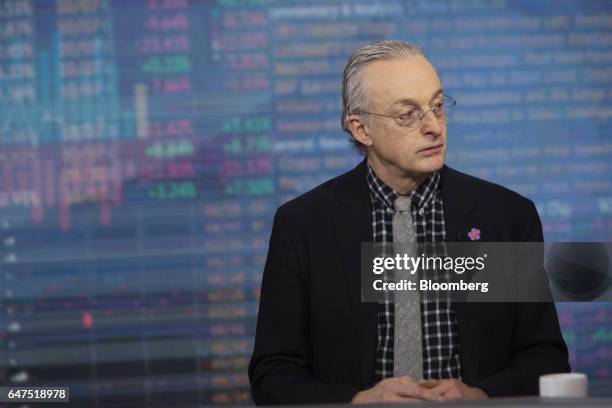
[360,95,456,130]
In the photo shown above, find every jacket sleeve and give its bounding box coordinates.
[248,208,361,405]
[469,199,571,396]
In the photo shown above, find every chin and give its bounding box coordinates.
[415,155,445,173]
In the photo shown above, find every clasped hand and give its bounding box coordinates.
[351,376,488,404]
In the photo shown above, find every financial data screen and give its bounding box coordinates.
[0,0,610,406]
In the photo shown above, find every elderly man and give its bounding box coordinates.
[249,40,570,404]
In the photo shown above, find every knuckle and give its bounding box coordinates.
[449,388,462,397]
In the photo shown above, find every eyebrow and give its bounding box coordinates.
[392,89,444,108]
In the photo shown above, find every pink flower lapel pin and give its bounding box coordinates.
[468,227,481,241]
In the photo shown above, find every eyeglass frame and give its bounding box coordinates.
[358,94,456,129]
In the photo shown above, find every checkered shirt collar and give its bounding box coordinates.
[366,162,440,211]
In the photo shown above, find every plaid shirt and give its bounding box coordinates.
[366,163,462,381]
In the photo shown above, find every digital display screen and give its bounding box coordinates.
[1,0,610,405]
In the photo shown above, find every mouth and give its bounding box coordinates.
[419,144,444,155]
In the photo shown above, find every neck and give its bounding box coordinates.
[367,156,429,194]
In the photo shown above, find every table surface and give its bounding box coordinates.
[271,397,612,408]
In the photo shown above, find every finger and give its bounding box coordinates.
[384,382,425,399]
[382,376,419,389]
[384,394,422,403]
[442,388,464,401]
[418,379,441,388]
[429,381,456,396]
[398,375,415,383]
[399,398,422,404]
[393,382,443,402]
[418,387,445,402]
[397,376,416,386]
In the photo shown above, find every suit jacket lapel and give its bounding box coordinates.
[440,165,477,242]
[331,159,377,388]
[439,165,479,381]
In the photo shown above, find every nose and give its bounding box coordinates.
[420,109,443,138]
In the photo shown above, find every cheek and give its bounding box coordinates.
[370,124,420,158]
[389,131,419,154]
[377,132,406,155]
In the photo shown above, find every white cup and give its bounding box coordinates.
[539,373,588,397]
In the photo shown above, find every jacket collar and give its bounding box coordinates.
[332,158,370,210]
[332,159,477,223]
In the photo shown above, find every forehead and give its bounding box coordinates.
[362,56,441,107]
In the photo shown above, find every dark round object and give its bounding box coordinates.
[546,242,610,301]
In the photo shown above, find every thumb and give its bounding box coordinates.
[419,379,441,388]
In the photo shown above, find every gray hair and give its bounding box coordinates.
[341,40,426,152]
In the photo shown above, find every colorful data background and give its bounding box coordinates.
[0,0,610,406]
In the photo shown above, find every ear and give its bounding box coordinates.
[346,114,374,147]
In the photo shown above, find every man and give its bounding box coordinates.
[249,40,570,404]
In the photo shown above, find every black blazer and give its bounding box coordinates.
[249,160,570,404]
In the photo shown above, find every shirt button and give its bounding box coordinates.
[386,208,392,214]
[419,208,425,215]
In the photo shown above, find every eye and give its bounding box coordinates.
[432,101,445,115]
[399,110,419,121]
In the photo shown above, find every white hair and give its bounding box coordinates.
[341,40,426,152]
